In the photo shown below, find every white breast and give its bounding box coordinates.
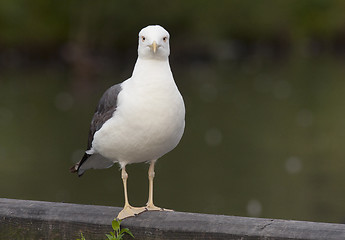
[92,70,185,166]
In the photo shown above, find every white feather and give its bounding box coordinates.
[90,25,185,168]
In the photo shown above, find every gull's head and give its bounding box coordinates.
[138,25,170,60]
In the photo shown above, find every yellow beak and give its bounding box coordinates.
[152,41,157,53]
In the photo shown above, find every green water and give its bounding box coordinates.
[1,56,345,223]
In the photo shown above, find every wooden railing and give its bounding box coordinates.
[1,198,345,240]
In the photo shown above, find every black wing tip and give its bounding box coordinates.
[69,163,85,177]
[69,163,83,177]
[69,164,78,173]
[69,153,90,177]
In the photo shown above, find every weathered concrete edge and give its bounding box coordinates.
[1,198,345,240]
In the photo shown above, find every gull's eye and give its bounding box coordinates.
[163,37,167,42]
[141,36,146,42]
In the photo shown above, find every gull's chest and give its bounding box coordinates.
[119,80,184,129]
[93,77,185,162]
[91,72,185,164]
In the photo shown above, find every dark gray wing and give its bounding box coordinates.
[87,83,122,150]
[70,83,122,176]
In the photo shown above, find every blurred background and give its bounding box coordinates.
[1,0,345,223]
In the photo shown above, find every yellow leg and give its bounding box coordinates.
[146,160,173,212]
[117,167,146,220]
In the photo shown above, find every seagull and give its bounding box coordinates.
[70,25,185,220]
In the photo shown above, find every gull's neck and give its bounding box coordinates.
[132,57,171,78]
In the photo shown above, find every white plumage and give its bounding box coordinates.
[71,25,185,219]
[91,57,184,166]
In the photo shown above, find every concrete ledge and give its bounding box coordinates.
[1,198,345,239]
